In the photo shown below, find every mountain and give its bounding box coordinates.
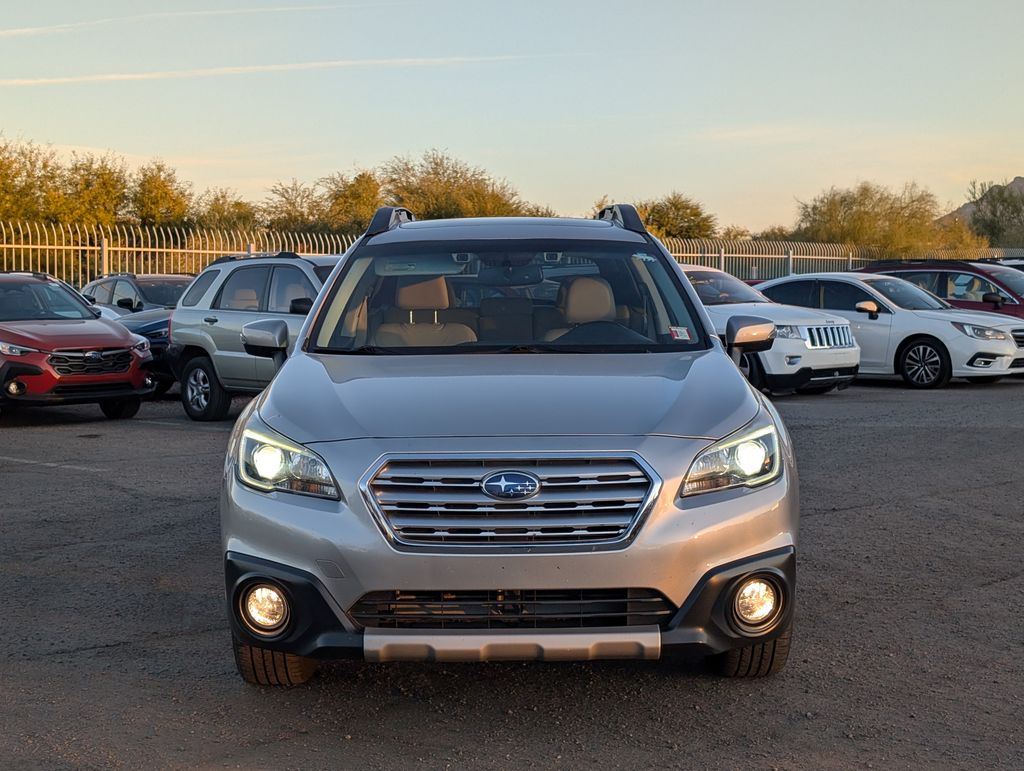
[938,176,1024,226]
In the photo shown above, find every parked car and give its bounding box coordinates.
[0,271,154,417]
[167,251,341,420]
[758,272,1024,387]
[221,205,797,686]
[117,308,177,396]
[684,265,860,394]
[81,273,193,316]
[859,259,1024,320]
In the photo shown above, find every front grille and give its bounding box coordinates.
[365,456,656,548]
[804,325,854,349]
[48,348,132,375]
[1011,358,1024,369]
[350,588,675,629]
[1012,329,1024,348]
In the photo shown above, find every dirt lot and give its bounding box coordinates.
[1,381,1022,770]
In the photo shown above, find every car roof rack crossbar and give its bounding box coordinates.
[595,203,646,235]
[366,206,415,236]
[864,258,1001,269]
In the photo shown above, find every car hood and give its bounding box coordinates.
[911,308,1021,329]
[259,349,760,444]
[0,318,136,350]
[118,307,171,331]
[702,302,846,331]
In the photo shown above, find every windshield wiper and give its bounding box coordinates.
[316,345,404,355]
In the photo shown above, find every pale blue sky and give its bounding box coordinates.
[2,0,1022,228]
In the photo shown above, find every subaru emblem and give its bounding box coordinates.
[84,351,103,363]
[481,470,541,500]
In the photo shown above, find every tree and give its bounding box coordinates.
[261,179,325,232]
[192,187,260,231]
[965,179,1024,247]
[0,139,63,222]
[54,153,129,226]
[129,160,192,227]
[635,192,717,240]
[719,225,752,240]
[754,225,793,241]
[794,181,986,255]
[320,171,386,234]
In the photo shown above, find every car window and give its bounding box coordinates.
[821,281,878,311]
[87,281,113,304]
[893,271,944,297]
[945,272,1002,302]
[214,267,270,311]
[863,277,948,310]
[981,265,1024,297]
[685,270,769,305]
[111,280,139,306]
[268,266,316,313]
[136,278,191,306]
[761,280,817,308]
[313,265,335,284]
[180,269,220,307]
[0,281,97,321]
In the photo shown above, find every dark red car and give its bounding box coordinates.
[859,259,1024,320]
[0,272,154,418]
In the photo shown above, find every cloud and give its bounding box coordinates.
[0,4,392,38]
[0,55,539,88]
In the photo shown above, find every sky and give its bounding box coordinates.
[2,0,1023,229]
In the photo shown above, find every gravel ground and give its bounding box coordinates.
[1,381,1022,770]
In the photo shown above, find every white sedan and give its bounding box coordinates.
[684,265,861,394]
[757,272,1024,388]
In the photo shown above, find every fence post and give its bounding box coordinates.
[100,236,108,277]
[786,248,794,276]
[718,246,725,272]
[247,242,255,257]
[848,250,853,270]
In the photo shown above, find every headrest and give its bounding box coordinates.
[564,276,615,324]
[397,277,449,311]
[231,288,258,304]
[479,297,533,317]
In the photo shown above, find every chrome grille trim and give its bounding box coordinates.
[47,348,132,375]
[1012,329,1024,348]
[804,325,854,349]
[359,453,662,552]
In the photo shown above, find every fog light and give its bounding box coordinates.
[6,380,26,396]
[734,577,779,626]
[241,583,289,634]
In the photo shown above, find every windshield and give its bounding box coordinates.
[984,265,1024,297]
[310,239,706,353]
[0,281,97,321]
[313,265,335,284]
[864,277,950,310]
[137,278,191,306]
[685,269,768,305]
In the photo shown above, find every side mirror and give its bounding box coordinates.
[982,292,1004,308]
[116,298,136,311]
[289,297,314,315]
[82,294,96,304]
[725,315,775,360]
[241,319,290,371]
[855,300,879,320]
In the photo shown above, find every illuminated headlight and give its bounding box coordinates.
[0,340,38,356]
[237,412,339,499]
[240,583,289,634]
[774,325,804,340]
[130,334,151,352]
[682,410,781,496]
[951,322,1007,341]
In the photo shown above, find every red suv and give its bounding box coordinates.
[0,272,154,418]
[859,260,1024,319]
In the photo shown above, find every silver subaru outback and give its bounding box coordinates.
[222,204,798,686]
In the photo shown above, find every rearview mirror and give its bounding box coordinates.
[289,297,313,315]
[725,315,775,359]
[982,292,1004,308]
[855,300,879,320]
[241,319,289,371]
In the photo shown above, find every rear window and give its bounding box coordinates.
[137,278,192,306]
[180,270,220,307]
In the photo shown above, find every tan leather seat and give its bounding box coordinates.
[373,277,477,347]
[543,277,616,341]
[226,288,259,311]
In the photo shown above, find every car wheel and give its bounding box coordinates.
[181,357,231,421]
[738,353,766,391]
[966,376,1004,384]
[233,636,318,686]
[99,398,141,419]
[898,338,951,389]
[711,623,792,678]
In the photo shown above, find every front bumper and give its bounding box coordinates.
[0,354,154,406]
[225,547,796,661]
[757,339,860,392]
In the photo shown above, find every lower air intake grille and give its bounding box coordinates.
[349,588,676,629]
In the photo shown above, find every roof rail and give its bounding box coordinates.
[209,250,302,265]
[595,203,647,235]
[0,269,53,280]
[366,206,415,237]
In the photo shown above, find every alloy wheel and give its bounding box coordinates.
[905,344,942,385]
[186,367,210,411]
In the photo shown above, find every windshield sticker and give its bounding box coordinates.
[669,326,692,341]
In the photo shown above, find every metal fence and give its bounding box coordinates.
[1,221,1020,287]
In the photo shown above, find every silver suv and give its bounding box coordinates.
[167,252,340,420]
[222,206,799,686]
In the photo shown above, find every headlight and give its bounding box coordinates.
[237,412,339,499]
[0,340,38,356]
[131,334,151,352]
[774,325,803,340]
[951,322,1007,341]
[147,327,169,340]
[681,410,781,496]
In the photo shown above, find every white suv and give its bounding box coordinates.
[684,266,860,394]
[758,272,1024,388]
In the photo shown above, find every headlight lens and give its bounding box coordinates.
[0,340,38,356]
[131,334,151,352]
[682,412,781,496]
[774,325,803,340]
[951,322,1007,341]
[237,413,339,499]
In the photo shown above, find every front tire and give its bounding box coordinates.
[233,636,318,686]
[712,623,792,678]
[738,353,766,391]
[181,357,231,421]
[898,337,951,389]
[100,398,141,419]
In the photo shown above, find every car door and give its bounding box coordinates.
[819,280,893,370]
[938,271,1011,316]
[208,266,271,388]
[253,265,318,383]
